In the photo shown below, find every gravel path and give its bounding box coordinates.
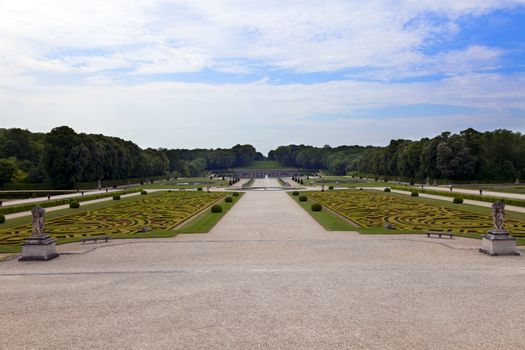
[1,178,524,349]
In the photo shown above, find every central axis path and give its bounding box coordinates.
[178,178,329,242]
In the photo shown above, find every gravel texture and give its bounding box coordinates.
[1,178,524,350]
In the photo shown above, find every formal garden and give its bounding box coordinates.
[299,190,525,241]
[0,191,235,250]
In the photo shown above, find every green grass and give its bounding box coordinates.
[175,193,243,233]
[141,177,229,189]
[0,191,227,252]
[453,183,525,194]
[288,192,357,231]
[303,177,385,188]
[238,161,296,169]
[303,190,525,244]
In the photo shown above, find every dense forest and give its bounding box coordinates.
[357,128,525,181]
[268,145,376,175]
[0,127,523,189]
[0,126,257,188]
[269,129,525,181]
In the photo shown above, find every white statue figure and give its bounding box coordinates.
[492,202,505,232]
[31,206,46,237]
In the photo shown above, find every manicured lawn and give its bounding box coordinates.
[0,191,226,252]
[175,193,243,233]
[141,177,229,189]
[239,161,296,169]
[454,183,525,194]
[302,189,525,244]
[288,193,356,231]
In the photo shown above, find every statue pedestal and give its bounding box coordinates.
[19,235,59,261]
[479,230,519,256]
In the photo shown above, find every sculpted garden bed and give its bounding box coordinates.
[0,191,225,246]
[307,190,525,237]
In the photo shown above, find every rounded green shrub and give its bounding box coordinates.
[225,196,233,203]
[69,200,80,208]
[141,190,148,195]
[328,185,334,190]
[211,204,223,213]
[453,197,464,204]
[232,192,239,197]
[292,191,299,196]
[0,214,5,224]
[384,188,391,192]
[113,195,121,200]
[311,203,322,211]
[197,187,203,191]
[299,195,308,202]
[411,191,419,197]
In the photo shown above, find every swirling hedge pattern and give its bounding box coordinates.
[0,191,225,245]
[307,190,525,236]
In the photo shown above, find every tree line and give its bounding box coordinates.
[357,128,525,181]
[1,126,523,188]
[0,126,258,188]
[268,145,376,175]
[268,129,524,180]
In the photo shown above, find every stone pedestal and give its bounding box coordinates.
[19,235,59,261]
[479,230,519,256]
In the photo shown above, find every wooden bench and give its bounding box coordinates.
[426,232,454,239]
[80,236,110,244]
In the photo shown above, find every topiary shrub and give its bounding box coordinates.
[384,188,391,192]
[311,203,322,211]
[411,191,419,197]
[197,187,203,191]
[141,190,148,195]
[225,196,233,203]
[328,185,334,190]
[232,192,239,197]
[299,195,307,202]
[0,214,5,224]
[69,200,80,208]
[292,191,299,196]
[113,195,121,200]
[211,204,223,213]
[453,197,464,204]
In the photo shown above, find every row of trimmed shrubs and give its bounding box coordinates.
[0,188,143,216]
[385,186,465,204]
[210,193,240,213]
[292,191,322,211]
[390,185,524,207]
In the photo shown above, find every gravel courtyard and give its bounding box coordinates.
[1,179,524,349]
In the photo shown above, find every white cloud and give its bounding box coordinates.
[0,0,524,152]
[0,73,523,152]
[0,0,522,77]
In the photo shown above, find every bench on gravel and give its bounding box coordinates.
[426,231,454,239]
[80,236,110,244]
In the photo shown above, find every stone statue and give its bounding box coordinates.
[492,202,505,232]
[31,206,46,237]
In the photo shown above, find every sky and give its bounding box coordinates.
[0,0,524,154]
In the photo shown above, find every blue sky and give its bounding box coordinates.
[0,1,524,153]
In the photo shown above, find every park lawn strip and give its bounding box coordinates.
[288,192,357,231]
[0,188,142,216]
[0,191,228,253]
[175,193,244,233]
[239,161,295,169]
[301,189,525,246]
[390,185,525,207]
